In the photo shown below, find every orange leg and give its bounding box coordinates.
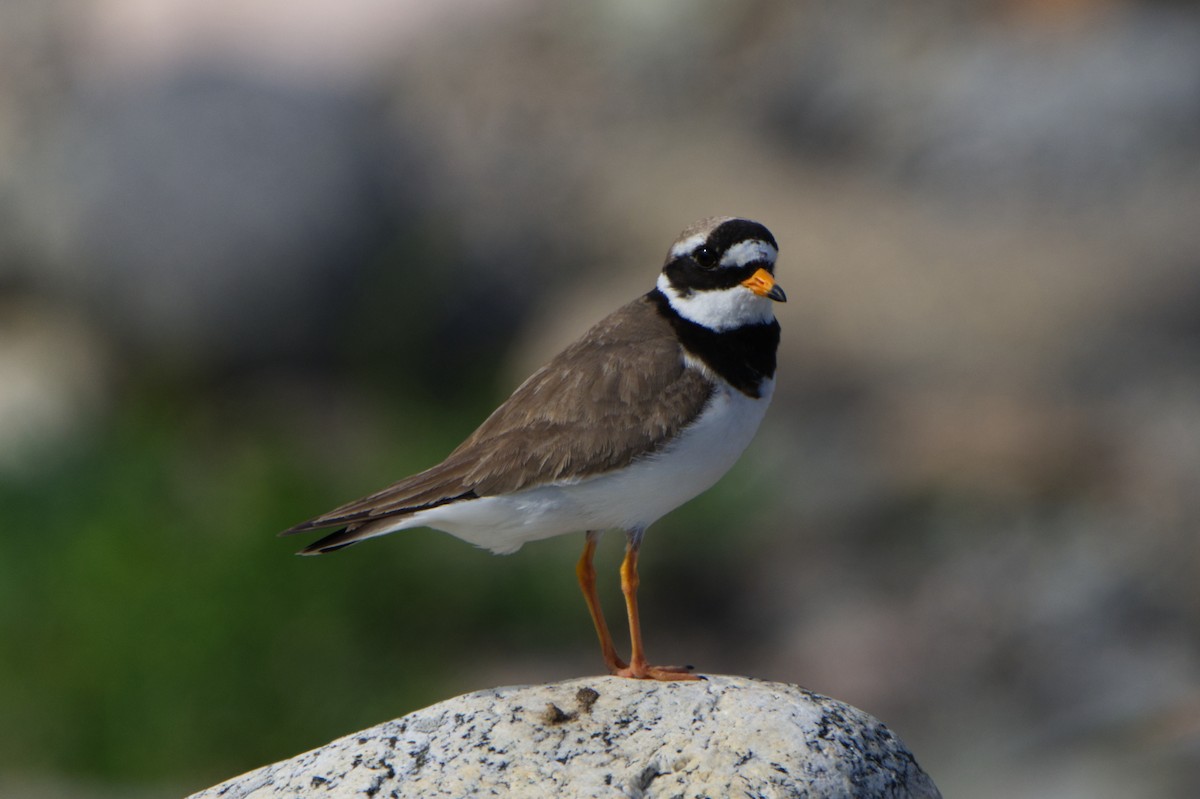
[614,530,699,681]
[576,530,628,673]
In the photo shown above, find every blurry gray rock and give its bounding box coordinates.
[13,63,578,381]
[23,69,404,371]
[756,4,1200,212]
[187,675,940,799]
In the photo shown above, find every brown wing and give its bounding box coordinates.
[281,294,714,535]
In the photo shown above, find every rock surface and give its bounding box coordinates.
[188,675,940,798]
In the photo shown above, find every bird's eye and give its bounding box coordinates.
[693,245,718,269]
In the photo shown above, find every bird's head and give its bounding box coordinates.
[657,217,785,331]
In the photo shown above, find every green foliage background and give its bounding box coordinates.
[0,378,766,793]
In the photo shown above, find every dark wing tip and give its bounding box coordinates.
[278,520,319,537]
[295,527,361,555]
[279,511,369,537]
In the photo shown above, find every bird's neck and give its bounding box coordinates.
[648,289,779,399]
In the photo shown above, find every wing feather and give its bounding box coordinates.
[281,294,714,537]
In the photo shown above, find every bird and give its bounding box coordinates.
[281,216,785,681]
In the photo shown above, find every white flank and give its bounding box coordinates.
[391,378,774,554]
[655,273,777,332]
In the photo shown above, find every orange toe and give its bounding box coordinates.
[613,662,701,681]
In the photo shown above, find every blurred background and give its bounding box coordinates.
[1,0,1198,796]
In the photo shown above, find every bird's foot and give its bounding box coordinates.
[613,662,700,681]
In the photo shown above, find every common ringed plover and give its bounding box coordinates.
[282,216,785,681]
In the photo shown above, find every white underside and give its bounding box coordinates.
[373,377,775,554]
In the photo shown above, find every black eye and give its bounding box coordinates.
[693,245,718,269]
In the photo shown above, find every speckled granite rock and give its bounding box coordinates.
[188,675,940,798]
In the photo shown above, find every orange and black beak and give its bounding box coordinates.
[741,268,787,302]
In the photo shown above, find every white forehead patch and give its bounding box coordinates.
[656,273,777,332]
[720,239,777,269]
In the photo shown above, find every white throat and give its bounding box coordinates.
[656,273,777,332]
